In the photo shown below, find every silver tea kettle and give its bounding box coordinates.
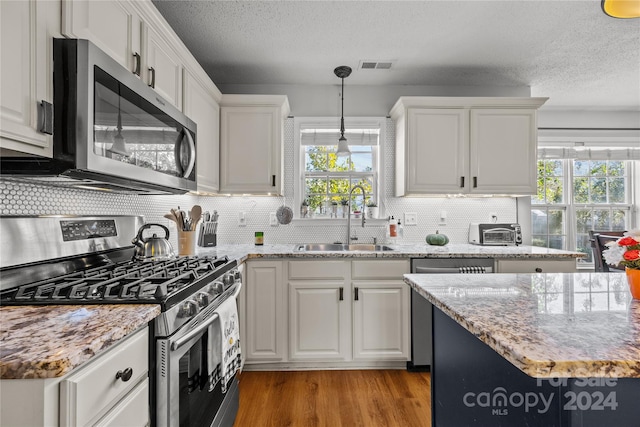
[132,223,175,261]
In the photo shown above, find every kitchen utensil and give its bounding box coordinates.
[276,205,293,225]
[164,213,179,225]
[131,223,175,261]
[189,205,202,230]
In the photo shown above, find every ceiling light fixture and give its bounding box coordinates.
[334,65,352,157]
[601,0,640,18]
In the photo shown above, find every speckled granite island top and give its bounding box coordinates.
[404,272,640,378]
[0,304,160,379]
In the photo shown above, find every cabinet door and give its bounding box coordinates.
[59,328,148,426]
[220,106,281,194]
[183,71,219,193]
[404,108,468,194]
[289,281,350,360]
[470,109,538,194]
[244,261,286,362]
[61,0,140,73]
[142,23,183,109]
[0,0,52,156]
[352,282,410,360]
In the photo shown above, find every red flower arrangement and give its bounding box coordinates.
[603,231,640,270]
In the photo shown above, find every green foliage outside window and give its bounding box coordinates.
[531,159,629,263]
[304,145,375,216]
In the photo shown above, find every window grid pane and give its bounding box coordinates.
[302,132,378,217]
[532,159,632,267]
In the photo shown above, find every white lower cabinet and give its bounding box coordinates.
[353,282,410,360]
[0,327,149,427]
[243,258,410,368]
[244,260,286,362]
[496,259,578,273]
[289,281,351,360]
[59,327,149,426]
[351,259,410,360]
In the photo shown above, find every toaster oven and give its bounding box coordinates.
[469,223,522,246]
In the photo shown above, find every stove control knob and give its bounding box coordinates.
[178,300,198,318]
[194,291,210,308]
[223,273,235,286]
[234,270,241,281]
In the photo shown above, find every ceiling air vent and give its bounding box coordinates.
[359,60,395,70]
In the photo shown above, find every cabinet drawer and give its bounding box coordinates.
[352,259,409,280]
[288,260,349,279]
[94,378,150,427]
[496,259,577,273]
[60,328,149,426]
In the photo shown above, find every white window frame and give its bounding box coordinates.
[293,117,386,221]
[532,158,636,266]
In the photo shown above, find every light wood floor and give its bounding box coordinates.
[233,370,431,427]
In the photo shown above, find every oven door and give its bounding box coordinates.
[481,228,516,245]
[156,310,239,427]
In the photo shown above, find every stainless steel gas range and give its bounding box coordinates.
[0,216,242,427]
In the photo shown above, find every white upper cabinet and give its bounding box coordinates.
[219,95,290,195]
[469,108,540,194]
[390,97,548,196]
[61,0,141,75]
[183,71,221,194]
[62,0,185,109]
[141,23,183,110]
[1,0,58,157]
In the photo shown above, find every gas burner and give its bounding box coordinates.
[0,255,236,311]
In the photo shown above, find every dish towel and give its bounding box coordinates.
[207,297,241,393]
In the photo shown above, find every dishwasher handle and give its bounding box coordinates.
[414,266,493,274]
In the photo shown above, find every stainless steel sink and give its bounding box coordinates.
[295,243,394,252]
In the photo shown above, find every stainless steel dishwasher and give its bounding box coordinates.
[408,258,495,371]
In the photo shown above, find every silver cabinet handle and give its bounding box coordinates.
[148,67,155,88]
[132,52,141,76]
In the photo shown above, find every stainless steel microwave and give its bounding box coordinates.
[469,223,522,246]
[1,38,197,194]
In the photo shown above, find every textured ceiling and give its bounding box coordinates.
[152,0,640,109]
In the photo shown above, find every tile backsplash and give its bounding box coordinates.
[0,118,520,247]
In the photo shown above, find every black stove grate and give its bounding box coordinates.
[0,255,234,309]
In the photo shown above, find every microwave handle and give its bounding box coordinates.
[177,128,196,178]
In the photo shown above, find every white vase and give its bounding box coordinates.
[366,206,378,219]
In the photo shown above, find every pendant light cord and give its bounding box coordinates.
[340,77,345,140]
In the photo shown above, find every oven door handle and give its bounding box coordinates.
[171,313,219,351]
[170,281,243,351]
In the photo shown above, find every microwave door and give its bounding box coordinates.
[89,67,195,190]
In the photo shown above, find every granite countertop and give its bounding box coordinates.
[196,243,585,263]
[404,272,640,378]
[0,243,582,381]
[0,304,160,379]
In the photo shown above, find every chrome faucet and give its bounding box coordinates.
[346,185,366,243]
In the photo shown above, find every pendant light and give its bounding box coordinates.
[109,85,131,157]
[602,0,640,18]
[334,65,352,157]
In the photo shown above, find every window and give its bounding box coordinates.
[532,142,637,264]
[295,118,382,218]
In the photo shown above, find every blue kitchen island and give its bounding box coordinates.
[404,272,640,427]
